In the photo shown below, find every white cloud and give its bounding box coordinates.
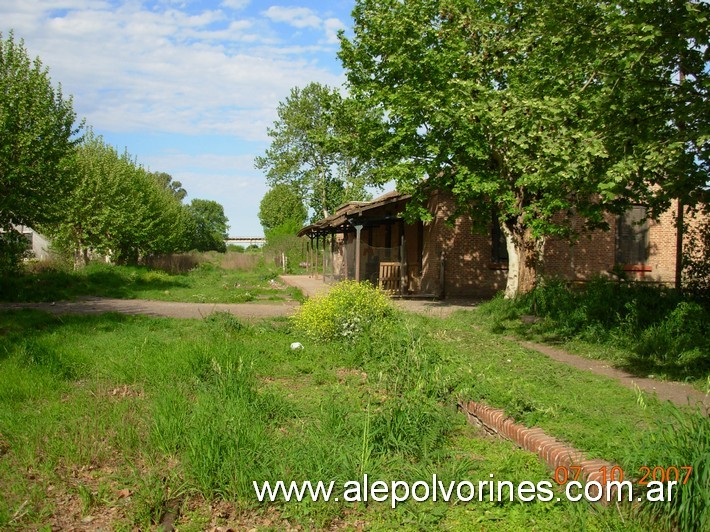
[221,0,250,10]
[262,6,321,29]
[323,17,345,44]
[0,1,343,139]
[260,6,347,47]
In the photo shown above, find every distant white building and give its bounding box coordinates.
[11,225,52,260]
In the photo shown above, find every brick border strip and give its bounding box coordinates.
[458,400,621,502]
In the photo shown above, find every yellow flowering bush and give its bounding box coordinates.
[291,280,395,342]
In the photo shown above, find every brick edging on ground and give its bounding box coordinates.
[458,400,622,501]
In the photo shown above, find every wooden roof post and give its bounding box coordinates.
[355,224,363,282]
[323,233,327,284]
[675,199,684,291]
[315,234,320,279]
[400,232,406,295]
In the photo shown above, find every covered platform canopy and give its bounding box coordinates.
[297,191,412,284]
[297,191,411,238]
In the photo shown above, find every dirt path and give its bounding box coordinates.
[0,297,299,319]
[280,274,481,317]
[512,337,709,412]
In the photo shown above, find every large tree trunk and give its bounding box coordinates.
[501,221,544,298]
[73,245,89,271]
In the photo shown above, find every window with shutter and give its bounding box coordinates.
[616,206,649,265]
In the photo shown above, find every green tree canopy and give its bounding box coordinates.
[0,31,82,251]
[188,198,229,252]
[255,82,377,220]
[45,130,193,267]
[340,0,709,296]
[258,184,308,234]
[150,171,187,202]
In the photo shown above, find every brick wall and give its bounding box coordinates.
[647,204,679,284]
[422,195,701,297]
[542,204,691,285]
[422,192,507,298]
[324,195,706,297]
[543,213,616,281]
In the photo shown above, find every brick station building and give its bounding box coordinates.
[298,190,706,298]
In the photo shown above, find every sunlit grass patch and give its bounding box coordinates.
[0,308,700,529]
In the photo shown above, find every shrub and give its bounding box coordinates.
[203,311,245,334]
[0,229,31,274]
[262,221,305,274]
[291,280,396,342]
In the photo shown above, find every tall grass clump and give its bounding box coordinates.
[142,252,204,274]
[291,280,396,342]
[624,404,709,531]
[477,278,710,380]
[355,321,463,464]
[151,343,281,500]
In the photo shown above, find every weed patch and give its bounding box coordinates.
[291,280,396,342]
[474,279,710,383]
[623,404,709,531]
[0,261,299,304]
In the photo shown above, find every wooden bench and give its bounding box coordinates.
[378,262,401,294]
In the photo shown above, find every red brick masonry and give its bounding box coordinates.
[459,400,622,502]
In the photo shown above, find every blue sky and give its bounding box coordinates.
[2,0,356,236]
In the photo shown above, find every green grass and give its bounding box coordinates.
[418,312,703,462]
[0,261,304,304]
[1,307,702,529]
[468,280,710,387]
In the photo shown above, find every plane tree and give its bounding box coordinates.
[258,184,308,235]
[187,198,229,252]
[0,31,82,269]
[255,82,378,220]
[340,0,709,296]
[46,131,194,267]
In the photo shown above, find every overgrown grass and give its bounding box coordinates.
[0,260,303,304]
[1,277,704,529]
[471,278,710,384]
[0,308,664,529]
[623,404,709,531]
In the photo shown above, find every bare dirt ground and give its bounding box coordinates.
[0,296,299,319]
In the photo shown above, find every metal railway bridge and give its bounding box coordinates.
[224,236,266,247]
